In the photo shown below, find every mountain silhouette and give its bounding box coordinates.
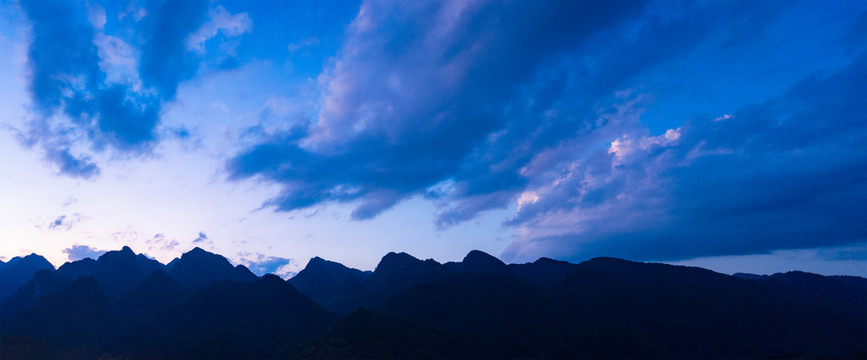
[167,247,257,288]
[288,257,370,314]
[119,275,334,359]
[0,277,117,358]
[1,247,865,359]
[292,308,475,359]
[0,269,69,321]
[545,257,867,358]
[443,249,510,275]
[55,246,164,298]
[113,270,190,330]
[0,254,55,304]
[362,252,451,307]
[378,272,555,358]
[506,256,578,290]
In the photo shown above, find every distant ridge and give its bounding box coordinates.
[0,247,864,359]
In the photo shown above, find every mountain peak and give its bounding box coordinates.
[0,254,56,303]
[169,247,256,288]
[464,249,493,259]
[97,247,138,262]
[367,251,450,303]
[445,250,509,275]
[56,247,164,299]
[188,246,207,254]
[578,256,637,269]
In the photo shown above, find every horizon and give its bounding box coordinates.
[1,0,865,278]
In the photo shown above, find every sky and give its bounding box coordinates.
[0,0,865,278]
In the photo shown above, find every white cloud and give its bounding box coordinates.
[94,34,141,88]
[186,6,252,53]
[88,4,106,31]
[63,244,106,261]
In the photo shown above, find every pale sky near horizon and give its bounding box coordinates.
[1,0,865,278]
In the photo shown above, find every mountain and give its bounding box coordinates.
[119,275,335,359]
[1,247,865,359]
[0,254,55,303]
[443,250,509,275]
[288,257,371,314]
[378,272,555,358]
[544,257,867,358]
[506,256,578,290]
[167,247,257,288]
[0,269,70,321]
[55,246,164,298]
[738,270,867,311]
[165,257,179,270]
[362,252,451,306]
[0,277,117,358]
[292,308,475,359]
[113,270,190,330]
[53,257,97,280]
[292,252,455,312]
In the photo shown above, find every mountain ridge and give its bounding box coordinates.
[0,247,864,359]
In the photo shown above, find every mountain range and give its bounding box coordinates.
[1,247,865,359]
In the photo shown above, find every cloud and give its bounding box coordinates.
[44,147,101,179]
[228,0,863,263]
[228,0,653,220]
[16,0,249,177]
[63,244,106,261]
[47,213,82,231]
[137,0,210,100]
[185,6,252,54]
[147,233,179,251]
[242,254,295,278]
[17,0,160,176]
[48,215,67,230]
[502,54,867,262]
[193,231,209,243]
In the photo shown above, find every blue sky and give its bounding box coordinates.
[1,0,865,278]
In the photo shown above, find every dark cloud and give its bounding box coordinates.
[193,231,209,243]
[44,147,100,179]
[227,0,864,263]
[16,0,245,177]
[227,0,790,223]
[48,216,66,230]
[47,214,82,231]
[63,244,106,261]
[139,0,210,100]
[502,54,867,262]
[18,0,159,175]
[228,0,653,220]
